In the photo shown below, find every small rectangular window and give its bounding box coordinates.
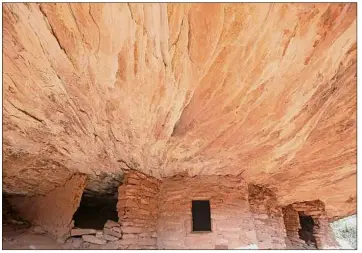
[192,200,211,231]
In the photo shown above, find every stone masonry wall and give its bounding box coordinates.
[283,204,306,249]
[283,200,340,249]
[8,174,87,239]
[157,175,258,249]
[116,170,160,249]
[248,184,287,249]
[6,168,339,250]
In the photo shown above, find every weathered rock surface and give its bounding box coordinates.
[8,174,86,238]
[95,231,103,238]
[64,237,83,249]
[103,228,122,239]
[2,3,356,219]
[81,235,107,245]
[70,228,97,237]
[103,234,120,242]
[104,220,120,229]
[32,226,46,235]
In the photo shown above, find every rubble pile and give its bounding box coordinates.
[65,220,122,248]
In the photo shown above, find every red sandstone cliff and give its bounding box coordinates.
[3,3,356,220]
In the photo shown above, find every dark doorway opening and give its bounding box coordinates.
[72,192,118,229]
[298,213,317,248]
[192,200,211,232]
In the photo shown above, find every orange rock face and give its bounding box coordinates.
[3,3,356,219]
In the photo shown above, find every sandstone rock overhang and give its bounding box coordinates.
[2,3,356,220]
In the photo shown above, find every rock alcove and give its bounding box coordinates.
[2,2,356,250]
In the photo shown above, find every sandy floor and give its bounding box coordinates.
[2,223,64,250]
[2,223,117,250]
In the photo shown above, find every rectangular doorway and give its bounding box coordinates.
[298,213,317,249]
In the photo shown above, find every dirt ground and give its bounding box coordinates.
[2,198,70,250]
[2,223,118,250]
[2,223,65,250]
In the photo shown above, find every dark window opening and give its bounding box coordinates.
[192,200,211,232]
[72,192,118,229]
[298,213,317,248]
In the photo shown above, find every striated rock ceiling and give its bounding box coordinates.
[3,3,356,219]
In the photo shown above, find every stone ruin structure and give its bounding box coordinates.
[5,169,340,249]
[2,2,356,250]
